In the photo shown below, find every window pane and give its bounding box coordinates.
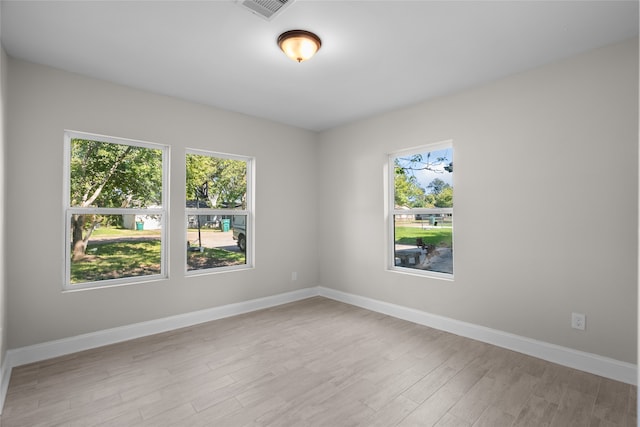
[391,143,453,276]
[186,153,247,209]
[393,214,453,274]
[70,139,163,208]
[187,215,247,271]
[69,214,162,284]
[394,148,453,209]
[186,150,251,273]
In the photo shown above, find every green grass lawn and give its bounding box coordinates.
[71,240,162,283]
[395,225,452,247]
[71,236,246,283]
[91,227,160,238]
[187,247,245,270]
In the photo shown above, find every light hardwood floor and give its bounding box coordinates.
[1,297,636,426]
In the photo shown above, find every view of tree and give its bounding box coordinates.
[433,186,453,207]
[395,150,453,208]
[424,178,452,207]
[186,154,247,209]
[426,178,450,195]
[70,139,163,261]
[394,160,427,207]
[396,152,453,175]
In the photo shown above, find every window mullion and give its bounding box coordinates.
[68,207,165,215]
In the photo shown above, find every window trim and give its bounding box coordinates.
[63,130,170,291]
[184,148,254,276]
[388,140,454,279]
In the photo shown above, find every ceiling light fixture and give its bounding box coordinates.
[277,30,321,63]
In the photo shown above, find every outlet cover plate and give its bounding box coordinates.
[571,312,586,330]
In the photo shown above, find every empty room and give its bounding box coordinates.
[0,1,637,426]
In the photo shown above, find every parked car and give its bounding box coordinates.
[232,215,246,251]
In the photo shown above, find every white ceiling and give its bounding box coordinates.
[1,1,638,131]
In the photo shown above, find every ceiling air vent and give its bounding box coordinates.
[237,0,294,21]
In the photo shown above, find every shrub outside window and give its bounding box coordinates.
[390,141,453,278]
[185,150,253,273]
[64,131,168,290]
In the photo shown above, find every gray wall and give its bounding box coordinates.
[0,32,7,367]
[317,38,638,364]
[4,38,638,366]
[6,58,319,349]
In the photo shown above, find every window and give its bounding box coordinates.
[389,141,453,278]
[185,150,253,273]
[64,131,168,290]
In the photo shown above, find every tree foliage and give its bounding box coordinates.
[186,154,247,209]
[394,160,426,207]
[396,152,453,175]
[426,178,450,195]
[427,185,453,207]
[70,139,162,209]
[394,150,453,209]
[70,139,163,260]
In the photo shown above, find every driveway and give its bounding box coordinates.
[187,230,240,252]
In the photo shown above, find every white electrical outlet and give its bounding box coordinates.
[291,272,297,281]
[571,312,586,330]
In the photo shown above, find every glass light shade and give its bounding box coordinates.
[278,30,321,63]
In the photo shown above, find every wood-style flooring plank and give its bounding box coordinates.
[0,296,635,427]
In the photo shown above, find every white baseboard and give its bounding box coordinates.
[2,285,635,416]
[0,287,318,413]
[0,357,10,415]
[317,286,637,385]
[5,287,318,374]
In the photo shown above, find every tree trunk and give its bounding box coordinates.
[71,214,86,261]
[71,214,100,261]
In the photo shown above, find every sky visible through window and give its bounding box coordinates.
[400,148,453,190]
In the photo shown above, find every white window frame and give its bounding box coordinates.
[388,140,453,280]
[63,130,169,291]
[185,149,254,276]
